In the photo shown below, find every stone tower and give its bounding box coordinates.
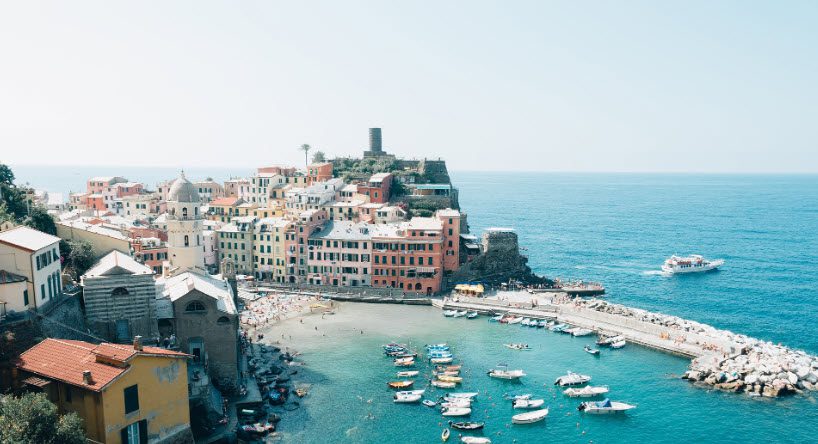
[363,127,390,157]
[165,171,205,274]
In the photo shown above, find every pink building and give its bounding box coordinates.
[284,209,327,283]
[306,221,372,287]
[357,173,392,204]
[370,217,444,294]
[437,209,461,272]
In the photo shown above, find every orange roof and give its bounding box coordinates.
[17,338,188,392]
[210,197,240,206]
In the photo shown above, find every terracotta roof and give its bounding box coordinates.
[17,338,188,392]
[210,197,240,206]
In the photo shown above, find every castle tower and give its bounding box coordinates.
[165,171,205,274]
[363,127,390,158]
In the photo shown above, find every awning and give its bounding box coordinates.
[416,267,436,273]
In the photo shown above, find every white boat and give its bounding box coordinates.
[427,343,449,348]
[662,254,724,274]
[610,340,626,349]
[564,386,609,398]
[571,328,594,337]
[520,318,532,326]
[489,314,504,322]
[443,310,457,317]
[397,370,419,377]
[578,399,636,414]
[466,312,479,319]
[453,310,468,318]
[447,392,479,399]
[431,357,454,364]
[511,408,549,424]
[432,380,457,389]
[513,398,545,409]
[394,357,415,366]
[488,364,526,380]
[440,399,472,408]
[461,437,491,444]
[504,343,532,351]
[441,407,471,417]
[507,316,524,324]
[583,345,600,356]
[423,399,438,407]
[394,393,422,403]
[396,389,425,396]
[503,393,531,401]
[554,371,591,386]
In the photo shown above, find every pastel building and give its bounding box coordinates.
[306,221,372,287]
[0,226,63,310]
[437,208,462,272]
[285,210,327,283]
[306,162,333,184]
[217,216,256,275]
[223,178,252,200]
[371,218,444,294]
[253,217,291,282]
[357,172,392,204]
[193,180,225,202]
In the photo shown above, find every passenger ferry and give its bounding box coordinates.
[662,255,724,274]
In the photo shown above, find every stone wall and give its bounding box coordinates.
[83,273,158,342]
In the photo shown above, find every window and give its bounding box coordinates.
[182,207,188,218]
[112,287,129,297]
[185,300,206,312]
[121,420,147,444]
[124,384,139,414]
[23,289,29,306]
[217,316,230,325]
[64,384,72,403]
[184,235,189,247]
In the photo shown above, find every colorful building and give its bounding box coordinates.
[0,226,62,310]
[217,216,256,275]
[253,217,291,282]
[357,172,392,204]
[371,218,444,294]
[16,338,192,444]
[307,221,372,287]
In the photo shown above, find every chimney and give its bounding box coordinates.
[82,370,94,385]
[133,335,143,351]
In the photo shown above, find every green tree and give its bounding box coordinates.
[0,163,14,185]
[311,150,326,163]
[61,239,95,279]
[299,144,311,168]
[23,206,56,235]
[0,392,86,444]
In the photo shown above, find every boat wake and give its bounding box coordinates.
[642,270,668,276]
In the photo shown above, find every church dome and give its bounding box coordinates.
[167,171,201,203]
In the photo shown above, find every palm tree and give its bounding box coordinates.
[300,144,311,168]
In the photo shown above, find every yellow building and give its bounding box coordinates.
[253,217,292,282]
[17,338,193,444]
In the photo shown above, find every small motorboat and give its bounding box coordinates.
[610,339,627,349]
[438,375,463,383]
[466,312,479,319]
[396,389,425,396]
[432,380,457,389]
[597,335,623,346]
[504,343,532,351]
[423,399,438,407]
[394,393,421,403]
[578,399,636,414]
[388,380,414,389]
[434,370,460,377]
[488,364,526,380]
[584,345,600,356]
[397,370,420,377]
[453,310,468,318]
[503,393,531,401]
[443,310,457,317]
[437,365,463,372]
[395,358,415,367]
[507,316,524,324]
[427,343,449,348]
[511,408,549,424]
[571,328,594,337]
[427,344,451,351]
[513,398,545,409]
[554,372,591,386]
[447,392,479,399]
[442,427,450,442]
[549,323,568,332]
[431,357,454,364]
[520,318,532,326]
[489,314,504,322]
[448,420,485,431]
[461,437,491,444]
[429,351,454,358]
[440,399,471,409]
[536,320,548,328]
[564,385,609,398]
[441,407,471,417]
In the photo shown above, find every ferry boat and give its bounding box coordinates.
[662,255,724,274]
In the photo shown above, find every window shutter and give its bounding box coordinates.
[138,420,148,444]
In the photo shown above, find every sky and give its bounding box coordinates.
[1,1,816,173]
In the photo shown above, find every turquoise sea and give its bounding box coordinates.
[13,167,818,442]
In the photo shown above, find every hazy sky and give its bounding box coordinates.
[1,1,816,172]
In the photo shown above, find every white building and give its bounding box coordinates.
[0,226,62,311]
[285,178,344,212]
[164,172,205,275]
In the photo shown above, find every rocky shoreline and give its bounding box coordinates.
[572,298,818,397]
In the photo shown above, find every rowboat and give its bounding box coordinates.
[431,357,454,364]
[448,420,485,430]
[387,380,414,389]
[507,316,524,324]
[436,365,462,372]
[395,360,416,367]
[394,393,421,403]
[584,345,600,356]
[563,385,609,398]
[513,398,545,409]
[511,408,549,424]
[397,370,419,377]
[578,399,636,414]
[461,437,491,444]
[488,364,526,380]
[441,428,450,442]
[438,375,463,383]
[554,371,591,386]
[432,380,457,389]
[441,407,471,417]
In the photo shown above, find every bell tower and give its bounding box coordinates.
[165,171,205,274]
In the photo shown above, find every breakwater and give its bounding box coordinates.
[436,294,818,397]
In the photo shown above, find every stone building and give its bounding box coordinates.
[81,251,158,342]
[164,171,206,276]
[157,271,239,391]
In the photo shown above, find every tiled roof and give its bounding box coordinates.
[0,226,61,252]
[83,251,153,278]
[210,197,240,206]
[159,272,237,315]
[17,338,188,392]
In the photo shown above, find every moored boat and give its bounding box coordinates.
[488,364,526,380]
[537,320,548,328]
[441,407,471,417]
[431,357,454,364]
[610,339,626,349]
[489,314,504,322]
[511,408,549,424]
[436,365,462,372]
[432,379,457,389]
[447,392,479,399]
[461,437,491,444]
[397,370,420,377]
[438,375,463,383]
[466,312,479,319]
[513,398,545,409]
[440,399,471,408]
[504,343,531,351]
[396,389,425,396]
[387,380,414,389]
[441,427,450,442]
[423,399,438,407]
[394,393,422,403]
[554,371,591,386]
[564,385,609,398]
[453,310,468,318]
[443,310,457,317]
[507,316,524,324]
[571,328,594,337]
[578,399,636,414]
[549,323,568,332]
[448,420,485,431]
[503,393,531,401]
[584,345,600,356]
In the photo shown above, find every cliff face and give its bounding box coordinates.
[447,230,551,288]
